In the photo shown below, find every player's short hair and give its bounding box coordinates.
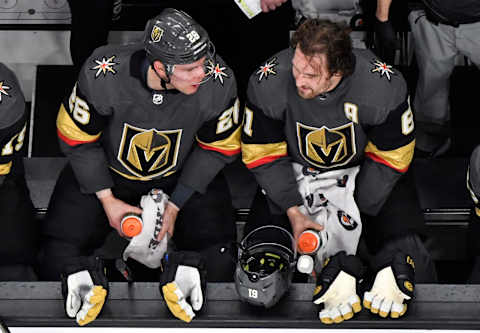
[291,19,354,77]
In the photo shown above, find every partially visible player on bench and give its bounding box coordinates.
[0,63,38,281]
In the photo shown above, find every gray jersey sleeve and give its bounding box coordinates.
[241,65,303,212]
[178,67,242,194]
[56,53,113,194]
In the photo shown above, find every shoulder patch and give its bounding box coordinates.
[256,57,278,82]
[370,59,395,81]
[0,81,11,102]
[91,55,118,78]
[206,60,229,85]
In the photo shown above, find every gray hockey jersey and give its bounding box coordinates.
[57,43,241,194]
[241,48,415,215]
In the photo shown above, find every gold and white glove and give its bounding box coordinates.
[61,256,108,326]
[312,251,364,324]
[364,252,415,318]
[160,251,207,323]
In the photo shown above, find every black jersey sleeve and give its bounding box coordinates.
[355,93,415,216]
[56,57,112,194]
[178,75,242,194]
[241,74,303,212]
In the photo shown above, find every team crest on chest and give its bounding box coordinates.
[91,55,117,78]
[370,59,395,81]
[206,60,229,84]
[256,57,277,81]
[0,81,11,102]
[297,122,356,169]
[118,124,182,179]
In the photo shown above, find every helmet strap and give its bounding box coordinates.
[160,77,169,89]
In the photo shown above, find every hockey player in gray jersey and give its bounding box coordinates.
[0,63,38,281]
[37,8,242,325]
[241,19,436,323]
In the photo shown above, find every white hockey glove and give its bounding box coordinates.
[61,256,108,326]
[123,189,169,268]
[312,251,364,324]
[160,251,207,323]
[363,252,415,318]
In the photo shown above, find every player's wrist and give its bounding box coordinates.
[286,205,302,218]
[96,188,113,203]
[167,201,180,212]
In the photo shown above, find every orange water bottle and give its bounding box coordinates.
[121,213,143,238]
[298,229,321,254]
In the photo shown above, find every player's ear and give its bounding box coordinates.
[153,60,167,77]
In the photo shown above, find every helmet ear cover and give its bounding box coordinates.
[234,226,297,308]
[143,8,216,77]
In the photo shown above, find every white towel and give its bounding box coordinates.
[123,189,169,269]
[293,163,362,268]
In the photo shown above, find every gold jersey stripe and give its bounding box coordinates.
[110,166,176,181]
[196,125,242,156]
[57,104,101,144]
[242,142,288,168]
[0,161,12,175]
[364,139,415,173]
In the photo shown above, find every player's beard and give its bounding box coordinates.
[297,76,336,99]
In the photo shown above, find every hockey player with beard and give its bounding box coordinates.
[37,8,242,325]
[241,19,437,323]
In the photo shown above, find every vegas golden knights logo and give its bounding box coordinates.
[118,124,182,179]
[151,25,164,43]
[297,122,356,169]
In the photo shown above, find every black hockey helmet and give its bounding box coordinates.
[234,225,297,308]
[143,8,215,75]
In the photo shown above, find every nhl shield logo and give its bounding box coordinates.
[151,25,164,43]
[152,93,163,105]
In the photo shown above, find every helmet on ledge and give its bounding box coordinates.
[234,225,297,308]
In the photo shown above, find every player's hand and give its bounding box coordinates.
[122,189,169,268]
[61,256,108,326]
[313,252,364,324]
[374,17,400,53]
[99,194,142,235]
[160,251,207,323]
[157,201,179,241]
[287,205,323,242]
[260,0,287,12]
[364,252,415,318]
